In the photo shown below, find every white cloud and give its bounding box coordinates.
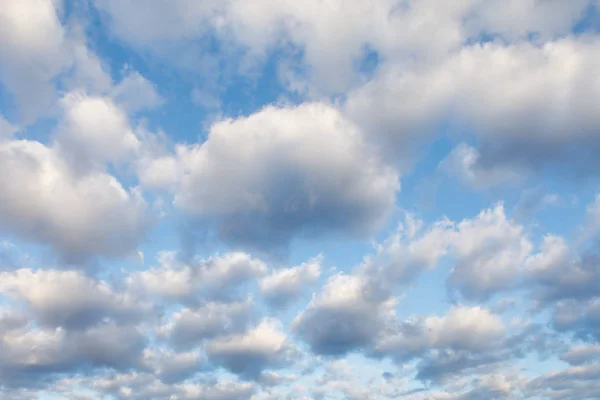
[347,37,600,176]
[91,0,592,95]
[375,306,506,361]
[0,138,148,261]
[55,93,140,171]
[128,252,267,301]
[206,318,295,379]
[0,0,69,121]
[447,204,532,300]
[110,69,164,114]
[174,102,399,249]
[259,255,322,308]
[0,269,149,329]
[162,299,253,349]
[292,273,398,355]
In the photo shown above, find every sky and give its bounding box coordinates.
[1,0,600,399]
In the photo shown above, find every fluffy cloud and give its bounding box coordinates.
[92,0,592,95]
[293,273,398,356]
[347,37,600,178]
[0,268,149,329]
[374,306,506,362]
[206,318,296,379]
[162,299,253,350]
[174,103,399,250]
[446,204,532,301]
[0,138,148,262]
[0,0,69,121]
[0,321,146,387]
[55,93,140,172]
[2,1,600,398]
[259,255,322,308]
[128,251,267,302]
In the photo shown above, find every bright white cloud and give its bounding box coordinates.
[174,102,399,249]
[0,138,148,261]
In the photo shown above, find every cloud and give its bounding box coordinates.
[142,349,202,384]
[0,138,148,262]
[513,186,560,220]
[91,0,592,96]
[162,299,254,350]
[55,93,140,172]
[561,344,600,366]
[0,0,69,121]
[374,306,506,363]
[259,255,322,308]
[447,204,532,301]
[292,273,397,356]
[0,321,146,387]
[0,268,150,329]
[0,115,17,139]
[2,1,600,398]
[173,102,399,251]
[347,37,600,178]
[206,318,296,379]
[439,144,525,189]
[127,251,267,302]
[110,69,164,114]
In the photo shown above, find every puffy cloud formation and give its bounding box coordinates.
[0,137,148,262]
[259,255,322,308]
[173,103,399,250]
[2,0,600,399]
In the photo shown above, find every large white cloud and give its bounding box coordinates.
[91,0,592,94]
[348,37,600,177]
[173,102,399,250]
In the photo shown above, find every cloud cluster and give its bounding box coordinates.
[2,0,600,399]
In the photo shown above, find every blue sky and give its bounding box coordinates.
[1,1,600,399]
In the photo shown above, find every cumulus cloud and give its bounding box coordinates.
[0,321,146,387]
[347,37,600,177]
[55,93,140,172]
[162,299,254,350]
[446,204,532,301]
[92,0,592,95]
[127,251,267,302]
[293,273,398,356]
[0,0,69,121]
[259,255,322,308]
[206,318,296,379]
[0,268,149,329]
[2,1,600,399]
[174,102,399,250]
[0,138,148,262]
[374,306,506,362]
